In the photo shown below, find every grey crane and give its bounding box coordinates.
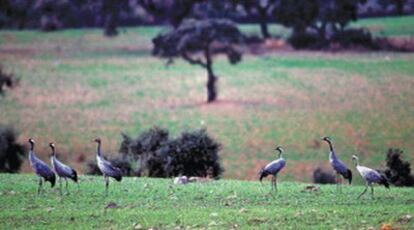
[259,146,286,192]
[352,155,389,199]
[49,143,78,195]
[28,139,56,195]
[94,138,122,195]
[322,137,352,191]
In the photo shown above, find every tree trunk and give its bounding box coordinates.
[206,66,217,103]
[258,8,270,39]
[205,47,217,103]
[103,0,119,37]
[395,0,404,15]
[104,12,119,36]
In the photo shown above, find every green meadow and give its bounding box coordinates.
[0,16,413,181]
[0,174,413,229]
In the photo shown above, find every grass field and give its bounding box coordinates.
[0,16,414,180]
[0,174,413,229]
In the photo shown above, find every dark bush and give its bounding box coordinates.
[330,28,377,49]
[384,148,414,187]
[313,167,336,184]
[0,125,26,173]
[288,32,323,49]
[0,66,18,96]
[160,129,223,178]
[119,127,223,178]
[120,127,169,177]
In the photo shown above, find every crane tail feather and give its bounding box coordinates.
[259,169,268,182]
[380,175,390,189]
[71,169,78,183]
[47,173,56,188]
[346,169,352,184]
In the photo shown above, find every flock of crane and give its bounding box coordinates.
[28,136,389,198]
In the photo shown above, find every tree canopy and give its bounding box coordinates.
[152,19,244,102]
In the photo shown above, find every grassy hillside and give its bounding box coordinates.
[0,174,413,229]
[0,16,414,180]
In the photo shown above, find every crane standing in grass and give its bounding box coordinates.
[94,138,122,195]
[259,146,286,192]
[322,137,352,191]
[28,139,56,195]
[352,155,389,199]
[49,143,78,195]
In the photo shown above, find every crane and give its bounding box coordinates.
[322,136,352,191]
[352,155,389,199]
[94,138,122,195]
[49,143,78,195]
[259,146,286,192]
[28,138,56,195]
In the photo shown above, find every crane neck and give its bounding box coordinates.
[51,147,56,157]
[96,142,102,156]
[278,151,283,159]
[353,158,360,166]
[30,142,34,151]
[327,141,334,153]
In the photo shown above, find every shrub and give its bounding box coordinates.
[288,31,323,49]
[120,127,169,177]
[0,125,26,173]
[119,127,224,178]
[384,148,414,187]
[313,167,336,184]
[330,28,377,49]
[160,129,223,178]
[0,65,18,96]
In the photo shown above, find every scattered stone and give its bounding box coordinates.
[303,185,320,192]
[380,223,393,230]
[239,208,247,213]
[104,202,119,209]
[133,223,143,230]
[398,214,412,224]
[210,212,219,217]
[174,176,189,185]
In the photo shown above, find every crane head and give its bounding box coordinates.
[49,142,55,149]
[28,138,35,144]
[352,155,358,161]
[94,138,101,143]
[275,146,284,154]
[321,136,331,143]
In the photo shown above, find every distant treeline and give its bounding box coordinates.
[1,0,413,32]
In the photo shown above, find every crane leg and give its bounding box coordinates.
[37,178,43,195]
[65,178,69,195]
[370,185,374,199]
[358,184,368,199]
[275,176,278,193]
[59,177,63,195]
[104,176,109,196]
[335,173,339,192]
[269,177,273,192]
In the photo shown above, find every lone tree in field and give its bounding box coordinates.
[152,19,243,102]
